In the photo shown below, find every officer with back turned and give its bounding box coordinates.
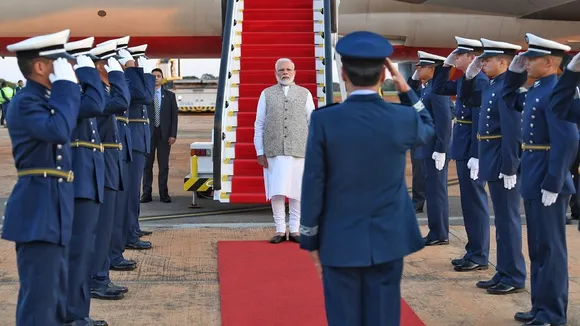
[299,31,434,326]
[504,33,577,326]
[2,29,80,326]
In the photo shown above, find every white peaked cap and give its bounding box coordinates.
[480,38,522,58]
[97,36,130,50]
[454,36,483,54]
[89,40,118,60]
[127,44,148,57]
[65,37,95,56]
[416,51,447,66]
[7,29,73,59]
[521,33,571,57]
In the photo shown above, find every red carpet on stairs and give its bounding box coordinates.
[230,0,319,204]
[218,241,426,326]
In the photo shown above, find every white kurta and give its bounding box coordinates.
[253,85,316,200]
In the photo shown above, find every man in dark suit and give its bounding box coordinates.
[141,68,179,203]
[299,31,434,326]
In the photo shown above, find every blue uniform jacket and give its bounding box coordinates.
[96,71,131,191]
[71,67,106,202]
[413,79,451,159]
[2,80,81,245]
[460,72,522,181]
[549,68,580,123]
[432,66,488,160]
[299,90,434,267]
[503,71,578,200]
[127,69,155,154]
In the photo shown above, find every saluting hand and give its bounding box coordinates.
[104,57,123,73]
[444,51,456,67]
[567,52,580,72]
[385,58,411,93]
[465,57,483,80]
[49,58,78,84]
[508,54,527,73]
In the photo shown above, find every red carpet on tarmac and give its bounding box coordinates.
[218,241,426,326]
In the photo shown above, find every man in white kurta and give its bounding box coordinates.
[254,58,316,244]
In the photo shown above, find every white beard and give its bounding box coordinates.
[277,76,294,86]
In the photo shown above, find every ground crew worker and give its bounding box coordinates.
[504,33,577,326]
[62,36,108,325]
[0,81,14,126]
[460,38,527,294]
[414,51,452,246]
[300,31,434,326]
[3,29,80,326]
[432,36,491,271]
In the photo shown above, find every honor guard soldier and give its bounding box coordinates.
[299,31,434,326]
[87,41,131,301]
[461,38,527,294]
[432,37,491,271]
[2,29,81,326]
[61,36,108,326]
[414,51,452,246]
[550,52,580,230]
[503,33,576,326]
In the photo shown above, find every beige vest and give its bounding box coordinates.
[263,83,310,158]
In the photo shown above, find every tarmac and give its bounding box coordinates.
[0,114,579,325]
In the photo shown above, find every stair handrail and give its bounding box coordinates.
[323,0,334,106]
[213,0,238,191]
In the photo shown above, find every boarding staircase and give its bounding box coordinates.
[213,0,336,203]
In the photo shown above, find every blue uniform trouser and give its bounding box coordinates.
[90,187,117,289]
[126,150,146,245]
[524,196,569,325]
[110,159,130,265]
[16,241,67,326]
[423,158,449,241]
[488,179,526,288]
[322,259,404,326]
[65,199,100,322]
[456,160,490,265]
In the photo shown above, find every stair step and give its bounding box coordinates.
[241,57,316,71]
[244,0,313,9]
[242,20,315,33]
[242,9,314,21]
[242,32,315,45]
[234,142,258,159]
[229,192,269,204]
[236,111,257,128]
[233,158,264,176]
[240,83,318,98]
[241,44,315,57]
[232,176,265,193]
[236,126,254,143]
[240,70,316,85]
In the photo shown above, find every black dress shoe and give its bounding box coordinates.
[453,260,488,272]
[91,318,108,326]
[289,234,300,243]
[138,230,153,236]
[486,282,525,295]
[126,240,152,250]
[108,281,129,293]
[160,196,172,203]
[140,195,152,203]
[90,287,124,300]
[524,320,550,326]
[451,258,465,266]
[476,279,498,289]
[424,237,449,246]
[110,259,137,271]
[415,207,424,213]
[269,234,287,244]
[514,311,535,322]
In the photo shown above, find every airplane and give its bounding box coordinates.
[0,0,578,61]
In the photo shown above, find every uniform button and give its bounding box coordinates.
[489,101,492,104]
[57,166,62,170]
[530,124,534,128]
[91,139,95,143]
[486,124,489,127]
[486,131,489,134]
[57,155,62,161]
[57,144,62,149]
[487,116,490,119]
[461,116,464,119]
[93,148,96,152]
[92,130,95,134]
[50,109,55,114]
[90,121,93,125]
[523,102,526,106]
[486,140,490,142]
[58,178,63,183]
[487,108,490,112]
[536,98,539,103]
[463,105,466,108]
[530,133,534,136]
[532,115,535,119]
[492,93,495,97]
[530,140,533,144]
[533,107,536,111]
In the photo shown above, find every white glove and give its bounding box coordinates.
[508,54,527,73]
[498,173,517,190]
[567,52,580,72]
[117,49,134,66]
[465,57,483,80]
[49,58,78,84]
[138,57,155,74]
[467,158,479,180]
[444,52,456,67]
[411,70,419,81]
[432,152,446,171]
[73,55,95,69]
[541,189,558,206]
[104,57,123,73]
